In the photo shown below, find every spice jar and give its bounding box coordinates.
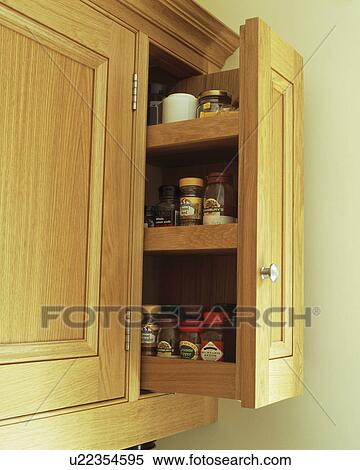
[203,172,236,225]
[197,90,233,118]
[157,318,179,358]
[141,305,161,356]
[154,185,179,227]
[200,311,226,361]
[179,321,204,360]
[179,177,204,226]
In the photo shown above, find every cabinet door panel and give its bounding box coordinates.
[238,18,304,408]
[0,0,135,420]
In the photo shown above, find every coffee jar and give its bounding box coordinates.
[179,177,204,226]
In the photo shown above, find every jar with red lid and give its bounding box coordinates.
[179,321,204,360]
[200,311,225,361]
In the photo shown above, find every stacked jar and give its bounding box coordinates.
[141,305,180,358]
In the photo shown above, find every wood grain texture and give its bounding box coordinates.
[238,19,271,407]
[147,112,239,158]
[126,32,149,402]
[268,29,304,403]
[0,0,136,420]
[143,253,237,308]
[237,18,304,408]
[172,69,239,105]
[0,394,218,449]
[144,224,237,254]
[84,0,239,72]
[141,356,236,399]
[0,24,93,346]
[269,71,294,358]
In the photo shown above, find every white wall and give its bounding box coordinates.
[159,0,360,449]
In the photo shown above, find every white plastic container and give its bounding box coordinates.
[162,93,197,123]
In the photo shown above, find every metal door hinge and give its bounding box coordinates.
[125,311,131,352]
[132,73,138,111]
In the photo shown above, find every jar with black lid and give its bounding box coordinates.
[203,172,236,225]
[179,177,204,226]
[154,185,179,227]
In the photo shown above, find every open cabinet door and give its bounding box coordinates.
[238,18,304,408]
[141,17,303,407]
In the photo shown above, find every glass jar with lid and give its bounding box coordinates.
[154,185,179,227]
[203,172,236,225]
[141,305,161,356]
[157,318,180,358]
[200,311,226,362]
[179,320,204,360]
[197,90,233,118]
[179,177,204,226]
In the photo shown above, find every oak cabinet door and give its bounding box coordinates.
[238,18,304,408]
[0,0,136,420]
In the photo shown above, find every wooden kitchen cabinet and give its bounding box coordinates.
[0,0,303,449]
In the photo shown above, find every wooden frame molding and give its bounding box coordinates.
[84,0,239,72]
[0,394,217,449]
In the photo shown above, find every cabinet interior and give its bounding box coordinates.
[141,44,240,396]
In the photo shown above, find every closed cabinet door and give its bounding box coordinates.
[0,0,136,420]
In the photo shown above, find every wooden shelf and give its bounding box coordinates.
[147,112,239,164]
[141,356,236,399]
[144,224,237,255]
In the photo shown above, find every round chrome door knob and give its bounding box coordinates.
[260,264,279,283]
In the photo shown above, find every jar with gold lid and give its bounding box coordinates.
[197,90,233,118]
[179,177,204,226]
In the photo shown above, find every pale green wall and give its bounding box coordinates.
[159,0,360,450]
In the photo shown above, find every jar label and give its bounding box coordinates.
[154,208,179,227]
[180,340,200,360]
[141,325,157,346]
[203,198,235,225]
[157,340,173,357]
[201,341,224,361]
[180,197,202,221]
